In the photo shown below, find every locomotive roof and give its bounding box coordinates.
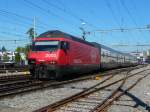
[37,30,95,47]
[37,30,135,58]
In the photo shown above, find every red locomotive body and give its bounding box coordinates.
[28,30,100,79]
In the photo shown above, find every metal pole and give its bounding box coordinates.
[33,17,36,40]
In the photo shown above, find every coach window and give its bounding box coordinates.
[102,52,105,57]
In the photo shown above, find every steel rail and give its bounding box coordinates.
[0,66,144,99]
[90,69,131,112]
[35,70,127,112]
[0,74,30,83]
[0,67,27,70]
[94,73,149,112]
[0,69,117,98]
[0,80,43,97]
[34,66,149,112]
[0,65,143,81]
[0,67,28,73]
[34,75,114,112]
[0,68,121,98]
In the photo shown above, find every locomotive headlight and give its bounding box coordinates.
[29,59,35,64]
[49,60,57,64]
[31,60,35,63]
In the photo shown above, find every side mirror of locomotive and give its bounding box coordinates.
[60,41,69,51]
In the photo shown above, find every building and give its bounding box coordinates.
[0,51,15,62]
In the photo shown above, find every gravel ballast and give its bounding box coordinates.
[0,77,104,112]
[108,65,150,112]
[0,65,149,112]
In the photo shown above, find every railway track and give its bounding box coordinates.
[0,74,30,83]
[33,66,150,112]
[0,67,28,73]
[0,66,142,98]
[93,74,148,112]
[0,74,114,98]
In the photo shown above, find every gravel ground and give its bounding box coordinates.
[0,65,149,112]
[108,65,150,112]
[0,76,105,112]
[0,88,82,112]
[55,82,123,112]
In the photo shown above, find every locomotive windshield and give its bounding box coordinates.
[32,41,59,51]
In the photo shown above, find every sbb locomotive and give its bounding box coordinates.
[28,30,137,79]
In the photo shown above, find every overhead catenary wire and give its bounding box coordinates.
[129,0,150,44]
[93,26,150,33]
[0,9,49,28]
[0,39,28,42]
[119,0,138,26]
[42,0,98,29]
[0,31,27,38]
[0,9,48,29]
[103,0,127,46]
[74,0,104,26]
[119,0,145,38]
[23,0,79,29]
[52,0,100,39]
[111,44,150,47]
[104,0,122,28]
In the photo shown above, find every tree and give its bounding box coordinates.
[24,45,30,56]
[26,27,37,42]
[1,46,6,52]
[3,54,10,62]
[15,45,30,59]
[147,56,150,60]
[15,53,21,63]
[15,47,22,53]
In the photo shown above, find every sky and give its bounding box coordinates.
[0,0,150,52]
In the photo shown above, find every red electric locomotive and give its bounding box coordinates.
[28,30,100,79]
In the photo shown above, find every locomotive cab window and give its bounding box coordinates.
[60,41,69,50]
[32,41,59,51]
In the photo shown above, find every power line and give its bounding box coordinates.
[0,10,48,29]
[75,0,102,24]
[0,9,49,28]
[23,0,79,29]
[119,0,138,26]
[0,9,32,21]
[0,30,27,38]
[0,16,33,37]
[0,39,28,41]
[129,0,150,42]
[92,26,150,33]
[0,18,31,30]
[43,0,98,29]
[104,0,122,28]
[55,0,66,9]
[119,0,145,38]
[111,44,150,47]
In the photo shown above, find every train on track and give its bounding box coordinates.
[27,30,138,79]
